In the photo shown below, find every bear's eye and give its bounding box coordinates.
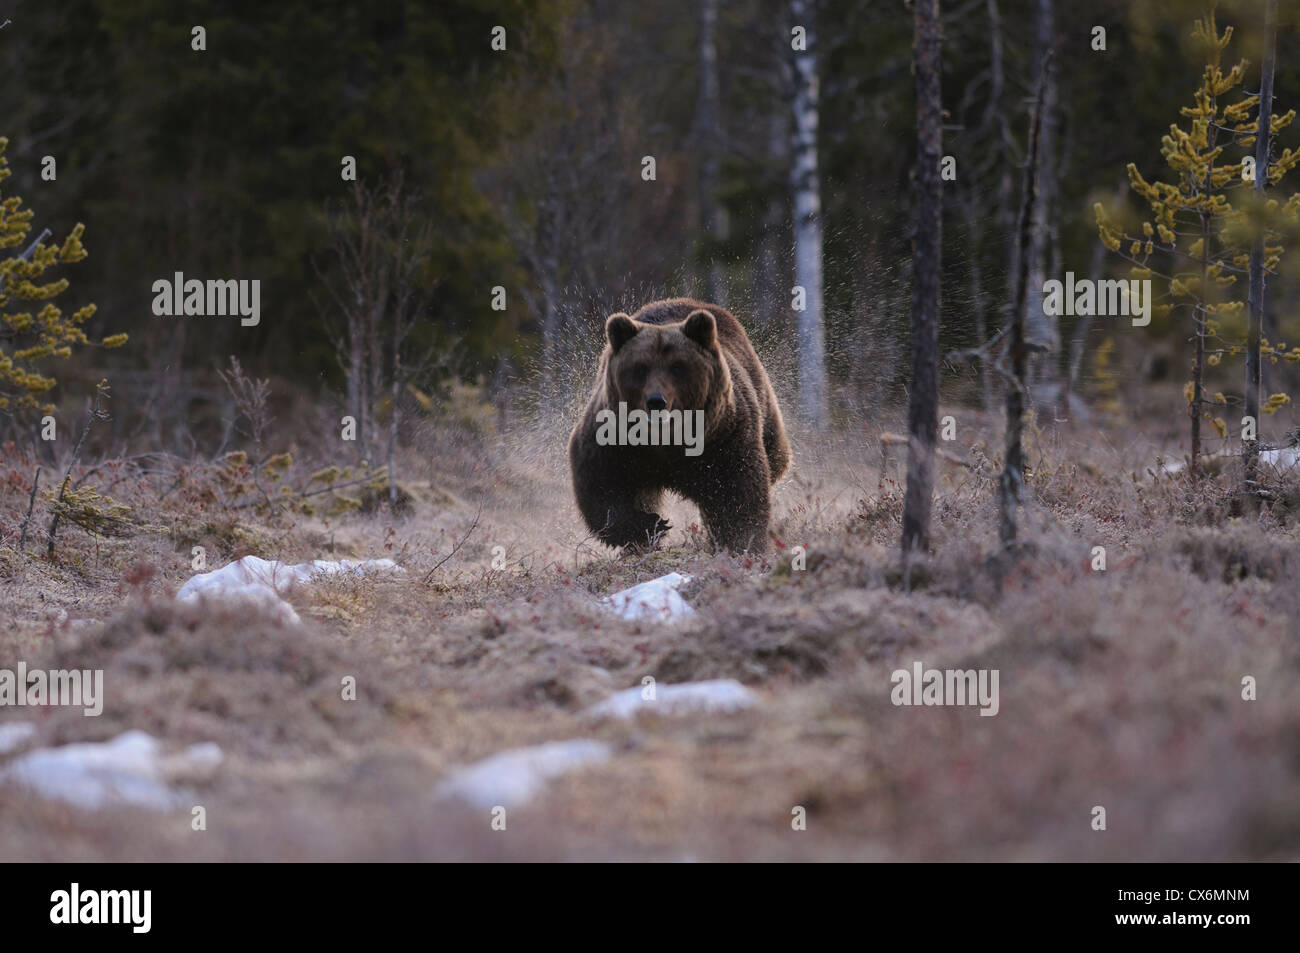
[670,361,689,378]
[627,363,649,380]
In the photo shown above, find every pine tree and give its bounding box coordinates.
[0,137,124,419]
[1094,13,1300,476]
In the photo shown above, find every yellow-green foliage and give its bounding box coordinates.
[1093,335,1123,423]
[0,137,126,415]
[407,379,498,436]
[208,450,301,511]
[1094,13,1300,432]
[45,485,134,539]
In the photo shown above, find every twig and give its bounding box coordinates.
[423,504,483,584]
[73,451,179,491]
[946,321,1012,364]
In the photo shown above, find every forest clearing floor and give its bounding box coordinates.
[2,400,1299,861]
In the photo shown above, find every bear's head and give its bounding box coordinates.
[603,308,732,422]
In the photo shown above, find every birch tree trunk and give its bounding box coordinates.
[1245,0,1277,493]
[902,0,942,554]
[790,0,827,430]
[1001,53,1048,550]
[1025,0,1058,387]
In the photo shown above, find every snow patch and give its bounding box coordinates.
[602,572,695,622]
[583,679,759,720]
[177,555,403,623]
[0,721,36,754]
[1160,446,1300,475]
[0,730,222,811]
[434,739,612,809]
[1259,447,1300,470]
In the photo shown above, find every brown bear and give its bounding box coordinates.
[568,298,791,553]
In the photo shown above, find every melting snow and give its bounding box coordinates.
[0,730,222,811]
[602,572,695,622]
[177,555,403,623]
[1160,446,1300,475]
[1259,447,1300,470]
[0,721,36,754]
[583,679,759,720]
[434,739,613,809]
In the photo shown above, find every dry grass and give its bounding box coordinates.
[1,396,1299,861]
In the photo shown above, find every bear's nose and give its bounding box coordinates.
[645,392,668,412]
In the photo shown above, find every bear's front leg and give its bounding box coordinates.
[569,433,670,550]
[692,452,772,554]
[612,506,672,552]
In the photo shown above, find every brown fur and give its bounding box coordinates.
[568,298,791,553]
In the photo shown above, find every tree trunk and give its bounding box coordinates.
[697,0,727,303]
[1245,0,1277,493]
[1190,81,1223,478]
[348,303,364,461]
[902,0,942,554]
[1192,211,1208,476]
[987,0,1016,313]
[1061,238,1106,419]
[964,194,992,411]
[790,0,827,429]
[1025,0,1058,388]
[389,336,401,505]
[1000,51,1048,549]
[537,193,561,422]
[366,294,384,464]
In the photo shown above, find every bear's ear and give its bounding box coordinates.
[606,313,638,353]
[682,309,717,350]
